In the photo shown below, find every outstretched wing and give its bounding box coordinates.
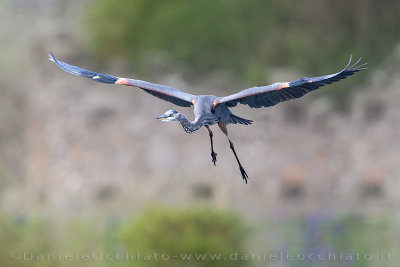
[49,53,196,107]
[217,56,367,108]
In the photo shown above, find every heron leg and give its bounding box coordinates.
[228,139,248,183]
[205,126,217,166]
[218,122,248,183]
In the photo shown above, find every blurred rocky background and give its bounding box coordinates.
[1,0,400,266]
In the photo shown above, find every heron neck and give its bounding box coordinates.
[177,114,202,134]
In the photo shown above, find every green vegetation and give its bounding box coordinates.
[0,207,249,267]
[0,209,395,267]
[119,206,249,267]
[0,216,53,267]
[281,214,391,267]
[0,167,7,192]
[86,0,400,96]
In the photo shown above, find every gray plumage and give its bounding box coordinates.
[49,53,366,183]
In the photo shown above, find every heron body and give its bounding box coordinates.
[170,95,249,133]
[49,53,366,183]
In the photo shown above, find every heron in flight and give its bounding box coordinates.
[49,53,366,183]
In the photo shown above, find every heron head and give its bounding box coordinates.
[154,110,179,122]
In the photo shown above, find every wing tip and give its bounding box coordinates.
[48,52,56,62]
[343,55,368,72]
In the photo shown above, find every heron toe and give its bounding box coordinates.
[211,152,217,166]
[239,166,248,184]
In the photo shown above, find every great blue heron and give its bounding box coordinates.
[49,53,366,183]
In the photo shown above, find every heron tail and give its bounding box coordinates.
[229,114,253,125]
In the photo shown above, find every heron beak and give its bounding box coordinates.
[154,115,168,121]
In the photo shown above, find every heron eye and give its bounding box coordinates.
[169,114,174,117]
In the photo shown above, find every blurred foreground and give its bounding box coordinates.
[0,207,395,267]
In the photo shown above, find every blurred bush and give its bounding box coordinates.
[86,0,400,96]
[119,206,249,267]
[282,213,391,267]
[0,216,53,267]
[0,167,6,192]
[0,210,395,267]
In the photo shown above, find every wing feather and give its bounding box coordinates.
[218,56,366,108]
[49,53,195,107]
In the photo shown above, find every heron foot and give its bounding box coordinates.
[239,166,248,184]
[211,152,217,166]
